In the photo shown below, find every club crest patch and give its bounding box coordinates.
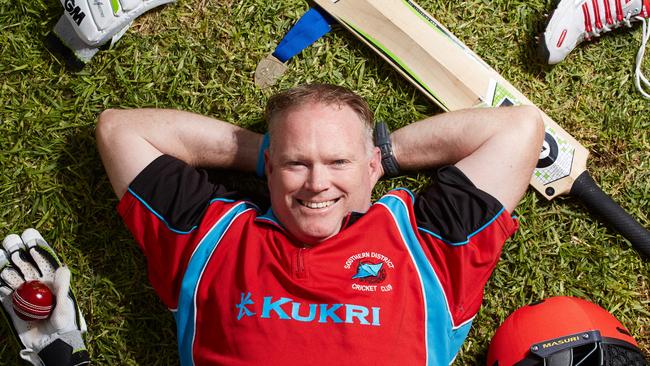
[344,251,394,293]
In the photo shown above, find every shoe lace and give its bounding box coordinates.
[634,15,650,98]
[582,0,637,38]
[583,0,650,98]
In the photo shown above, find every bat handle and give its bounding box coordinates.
[570,171,650,258]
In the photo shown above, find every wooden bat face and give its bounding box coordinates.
[312,0,589,200]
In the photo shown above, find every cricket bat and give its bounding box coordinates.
[310,0,650,256]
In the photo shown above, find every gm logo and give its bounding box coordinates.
[64,0,86,25]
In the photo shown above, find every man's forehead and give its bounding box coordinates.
[274,102,364,129]
[270,106,369,156]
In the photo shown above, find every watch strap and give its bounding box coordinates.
[373,121,401,176]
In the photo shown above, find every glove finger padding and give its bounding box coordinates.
[0,249,24,292]
[50,266,86,334]
[23,228,62,282]
[0,229,89,366]
[2,234,41,282]
[51,267,71,331]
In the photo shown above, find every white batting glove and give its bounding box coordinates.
[0,229,89,366]
[48,0,176,70]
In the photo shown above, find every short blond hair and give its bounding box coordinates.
[265,84,374,154]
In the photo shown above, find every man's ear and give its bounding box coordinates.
[369,146,383,184]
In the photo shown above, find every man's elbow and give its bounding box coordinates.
[96,109,118,141]
[513,105,545,155]
[96,109,128,154]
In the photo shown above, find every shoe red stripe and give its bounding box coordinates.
[604,0,614,24]
[583,3,593,33]
[592,0,603,29]
[615,0,623,21]
[557,29,568,47]
[643,0,650,17]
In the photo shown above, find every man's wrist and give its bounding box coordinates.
[373,121,401,177]
[256,133,270,177]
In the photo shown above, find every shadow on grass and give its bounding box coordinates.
[56,125,179,365]
[54,123,273,365]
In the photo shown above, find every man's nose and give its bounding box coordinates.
[305,164,330,192]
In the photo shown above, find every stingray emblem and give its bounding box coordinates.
[344,252,394,292]
[352,262,384,279]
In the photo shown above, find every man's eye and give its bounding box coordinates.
[332,160,349,166]
[287,161,306,167]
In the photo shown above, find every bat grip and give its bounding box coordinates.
[570,171,650,258]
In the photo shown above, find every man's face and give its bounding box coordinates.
[265,102,382,245]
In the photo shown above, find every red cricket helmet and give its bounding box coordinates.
[487,296,647,366]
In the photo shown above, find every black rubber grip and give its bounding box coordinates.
[570,171,650,258]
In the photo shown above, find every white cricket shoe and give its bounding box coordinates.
[539,0,648,63]
[539,0,650,98]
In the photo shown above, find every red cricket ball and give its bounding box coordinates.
[12,281,54,321]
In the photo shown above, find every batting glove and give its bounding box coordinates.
[47,0,176,70]
[0,229,89,366]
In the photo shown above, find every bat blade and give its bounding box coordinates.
[312,0,650,254]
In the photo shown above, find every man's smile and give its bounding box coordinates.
[297,198,340,209]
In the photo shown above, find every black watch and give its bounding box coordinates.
[373,121,401,177]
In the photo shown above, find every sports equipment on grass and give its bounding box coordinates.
[0,229,89,366]
[47,0,175,70]
[538,0,650,98]
[13,281,54,321]
[307,0,650,257]
[255,7,334,88]
[487,296,648,366]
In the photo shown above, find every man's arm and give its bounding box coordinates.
[391,106,545,212]
[95,108,263,199]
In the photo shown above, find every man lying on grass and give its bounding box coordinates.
[96,83,543,365]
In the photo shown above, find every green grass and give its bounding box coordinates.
[0,0,648,364]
